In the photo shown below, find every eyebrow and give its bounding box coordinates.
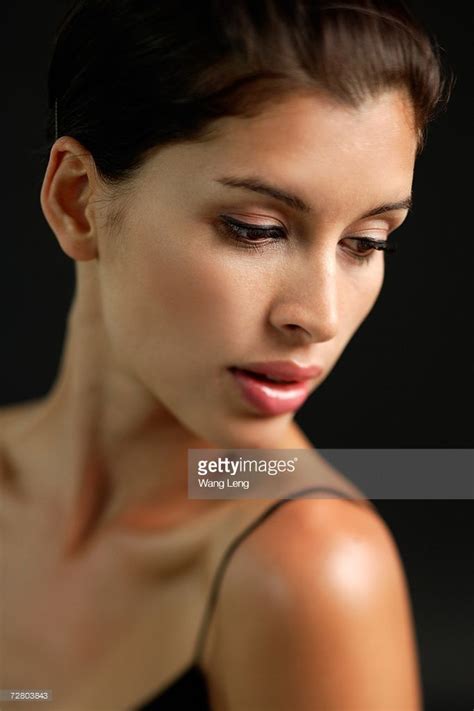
[214,175,412,219]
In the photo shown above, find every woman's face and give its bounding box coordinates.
[96,89,416,448]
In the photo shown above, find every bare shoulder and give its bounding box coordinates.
[206,496,422,711]
[217,495,402,590]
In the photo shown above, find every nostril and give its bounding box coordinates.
[283,323,313,339]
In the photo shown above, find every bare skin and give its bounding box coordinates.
[0,88,421,709]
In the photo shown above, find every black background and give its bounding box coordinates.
[1,2,473,709]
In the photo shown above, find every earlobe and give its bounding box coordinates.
[40,137,99,262]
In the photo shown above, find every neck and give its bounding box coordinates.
[45,262,219,553]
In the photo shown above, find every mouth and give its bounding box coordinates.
[230,367,300,384]
[227,366,314,416]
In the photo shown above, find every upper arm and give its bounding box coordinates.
[206,498,422,711]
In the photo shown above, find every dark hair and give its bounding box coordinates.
[44,0,452,185]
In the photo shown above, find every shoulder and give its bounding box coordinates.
[219,495,401,593]
[206,496,422,710]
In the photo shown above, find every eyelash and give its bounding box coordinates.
[218,215,397,265]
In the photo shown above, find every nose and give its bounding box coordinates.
[269,252,339,345]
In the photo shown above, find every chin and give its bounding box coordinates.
[201,412,294,450]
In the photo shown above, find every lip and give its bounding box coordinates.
[238,360,324,382]
[227,360,323,416]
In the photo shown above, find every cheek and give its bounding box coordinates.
[157,257,258,342]
[315,260,385,384]
[106,232,270,365]
[342,257,385,335]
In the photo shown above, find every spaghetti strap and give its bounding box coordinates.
[191,485,372,663]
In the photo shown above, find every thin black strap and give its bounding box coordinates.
[191,485,371,663]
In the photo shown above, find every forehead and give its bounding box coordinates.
[143,89,417,218]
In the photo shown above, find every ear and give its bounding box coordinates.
[40,136,101,261]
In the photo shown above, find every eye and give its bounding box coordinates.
[217,215,286,250]
[217,214,397,263]
[341,236,397,265]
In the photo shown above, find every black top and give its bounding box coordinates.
[135,486,365,710]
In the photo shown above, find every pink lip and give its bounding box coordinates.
[228,360,323,416]
[240,360,323,382]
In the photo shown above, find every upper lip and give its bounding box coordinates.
[231,360,323,382]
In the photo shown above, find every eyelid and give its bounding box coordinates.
[358,213,408,231]
[345,236,396,252]
[219,211,287,229]
[348,221,391,237]
[219,214,287,234]
[220,214,401,244]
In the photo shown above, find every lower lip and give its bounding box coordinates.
[228,367,311,416]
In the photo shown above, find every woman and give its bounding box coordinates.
[0,0,450,709]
